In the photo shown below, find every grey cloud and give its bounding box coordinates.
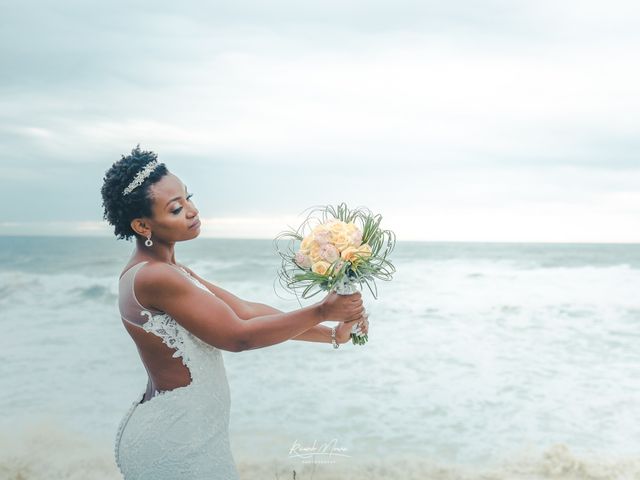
[1,0,639,237]
[0,0,581,90]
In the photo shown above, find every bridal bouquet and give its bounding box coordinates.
[274,203,396,345]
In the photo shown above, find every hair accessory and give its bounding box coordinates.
[123,160,159,196]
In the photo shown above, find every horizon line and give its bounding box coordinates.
[0,233,638,246]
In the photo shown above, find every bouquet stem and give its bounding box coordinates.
[333,277,368,345]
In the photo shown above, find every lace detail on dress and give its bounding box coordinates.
[140,311,190,365]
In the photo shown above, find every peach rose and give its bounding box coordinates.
[309,242,324,264]
[312,260,331,275]
[300,234,314,254]
[333,222,360,247]
[341,243,372,265]
[337,234,354,252]
[340,246,360,263]
[328,220,348,241]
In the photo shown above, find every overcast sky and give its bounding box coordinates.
[1,0,639,242]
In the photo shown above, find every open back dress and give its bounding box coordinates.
[114,261,240,479]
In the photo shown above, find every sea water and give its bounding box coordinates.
[1,236,639,479]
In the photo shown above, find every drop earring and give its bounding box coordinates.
[145,233,153,247]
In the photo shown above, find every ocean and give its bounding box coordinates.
[1,236,639,479]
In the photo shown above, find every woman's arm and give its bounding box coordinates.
[182,264,338,343]
[136,262,332,352]
[250,301,367,344]
[247,301,337,343]
[180,264,354,344]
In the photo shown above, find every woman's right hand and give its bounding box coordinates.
[319,290,364,323]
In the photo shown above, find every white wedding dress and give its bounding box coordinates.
[114,261,240,479]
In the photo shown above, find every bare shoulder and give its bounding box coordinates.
[137,260,184,281]
[135,262,193,308]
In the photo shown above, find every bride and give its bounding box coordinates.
[100,146,369,479]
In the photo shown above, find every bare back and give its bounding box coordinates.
[118,260,211,402]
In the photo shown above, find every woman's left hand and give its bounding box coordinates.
[335,312,369,344]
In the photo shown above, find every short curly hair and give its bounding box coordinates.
[101,145,169,241]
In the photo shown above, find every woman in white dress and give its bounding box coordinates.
[101,146,369,479]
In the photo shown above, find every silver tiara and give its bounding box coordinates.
[122,160,160,195]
